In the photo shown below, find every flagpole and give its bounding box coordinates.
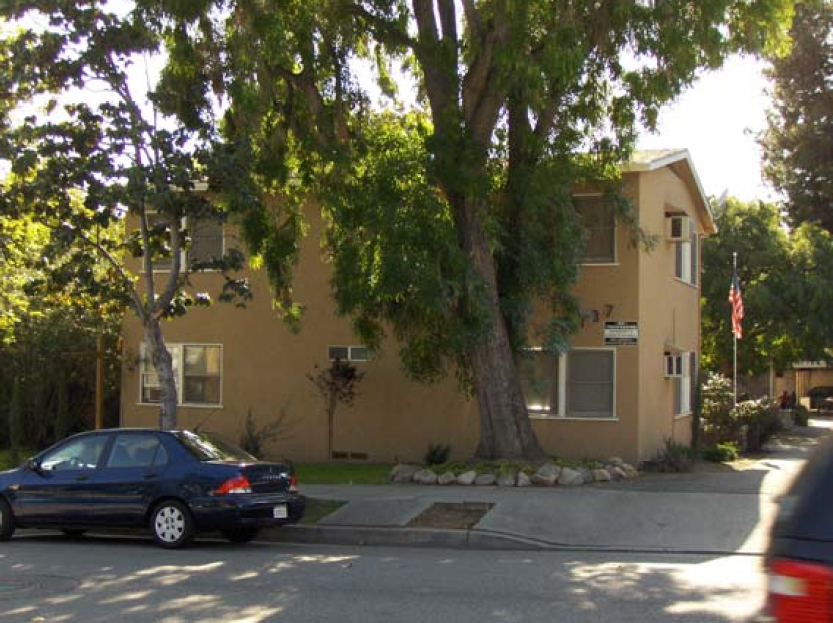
[733,252,738,405]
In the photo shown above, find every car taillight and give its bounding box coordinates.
[767,559,833,622]
[289,474,298,494]
[214,475,252,495]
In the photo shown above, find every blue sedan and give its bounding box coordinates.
[0,429,305,548]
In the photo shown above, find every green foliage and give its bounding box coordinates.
[793,404,809,426]
[424,443,451,466]
[648,439,696,473]
[699,372,782,452]
[0,2,256,427]
[701,198,833,376]
[762,1,833,233]
[702,442,740,463]
[238,408,292,459]
[8,378,23,466]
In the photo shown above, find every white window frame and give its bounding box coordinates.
[673,351,695,416]
[574,193,618,266]
[520,347,617,421]
[146,212,226,274]
[674,219,699,286]
[328,345,373,362]
[139,342,223,408]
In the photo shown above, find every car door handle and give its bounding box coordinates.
[75,474,90,482]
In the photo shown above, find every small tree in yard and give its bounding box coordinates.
[0,3,254,428]
[308,360,365,461]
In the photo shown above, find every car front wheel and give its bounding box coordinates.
[221,528,259,544]
[0,498,15,541]
[151,501,195,549]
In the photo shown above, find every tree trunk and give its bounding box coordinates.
[458,195,547,460]
[145,321,178,430]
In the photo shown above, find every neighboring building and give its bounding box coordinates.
[120,149,714,465]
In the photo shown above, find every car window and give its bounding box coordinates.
[41,436,108,472]
[174,431,257,463]
[152,443,169,467]
[106,434,165,469]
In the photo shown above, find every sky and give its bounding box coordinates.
[636,55,777,203]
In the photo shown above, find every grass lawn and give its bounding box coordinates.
[300,498,347,524]
[295,463,392,485]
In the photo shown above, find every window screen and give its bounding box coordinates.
[567,350,615,418]
[574,195,615,263]
[189,218,224,267]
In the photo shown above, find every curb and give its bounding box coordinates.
[259,524,769,556]
[260,524,546,551]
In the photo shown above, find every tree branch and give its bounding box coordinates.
[75,226,146,323]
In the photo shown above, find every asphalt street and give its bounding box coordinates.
[0,536,765,623]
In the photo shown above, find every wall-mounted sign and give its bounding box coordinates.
[604,321,638,345]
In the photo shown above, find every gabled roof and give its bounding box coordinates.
[623,149,716,235]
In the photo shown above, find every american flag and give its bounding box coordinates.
[729,267,744,339]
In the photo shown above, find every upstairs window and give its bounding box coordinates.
[145,213,225,272]
[674,219,699,286]
[575,195,616,264]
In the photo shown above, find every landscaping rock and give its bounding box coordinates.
[608,466,627,481]
[531,463,561,486]
[497,469,517,487]
[390,464,422,484]
[438,471,457,485]
[516,471,532,487]
[474,473,497,486]
[621,464,638,478]
[578,468,593,483]
[608,456,625,466]
[558,467,583,486]
[593,468,612,482]
[413,469,438,485]
[456,470,477,485]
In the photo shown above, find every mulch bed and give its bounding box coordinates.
[408,502,494,530]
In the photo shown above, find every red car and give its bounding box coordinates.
[759,435,833,621]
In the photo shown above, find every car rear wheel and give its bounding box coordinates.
[151,501,194,549]
[221,528,259,544]
[0,498,15,541]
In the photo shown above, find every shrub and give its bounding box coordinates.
[699,373,738,443]
[647,438,696,473]
[734,398,782,452]
[793,405,809,427]
[702,441,740,462]
[424,443,451,466]
[239,408,291,458]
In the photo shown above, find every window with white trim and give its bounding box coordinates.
[146,214,225,272]
[673,352,697,415]
[567,350,615,418]
[140,343,222,406]
[574,195,616,264]
[518,348,616,419]
[517,349,561,416]
[328,345,372,362]
[674,219,699,285]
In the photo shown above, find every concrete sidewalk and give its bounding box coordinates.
[263,420,832,554]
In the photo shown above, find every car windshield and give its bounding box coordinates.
[175,431,257,463]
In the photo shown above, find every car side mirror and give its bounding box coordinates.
[25,458,43,473]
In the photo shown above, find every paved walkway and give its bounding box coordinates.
[264,419,832,554]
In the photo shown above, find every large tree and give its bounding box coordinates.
[0,3,253,429]
[701,197,833,376]
[762,0,833,231]
[157,0,790,458]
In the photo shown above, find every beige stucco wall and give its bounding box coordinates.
[121,165,706,465]
[636,167,702,460]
